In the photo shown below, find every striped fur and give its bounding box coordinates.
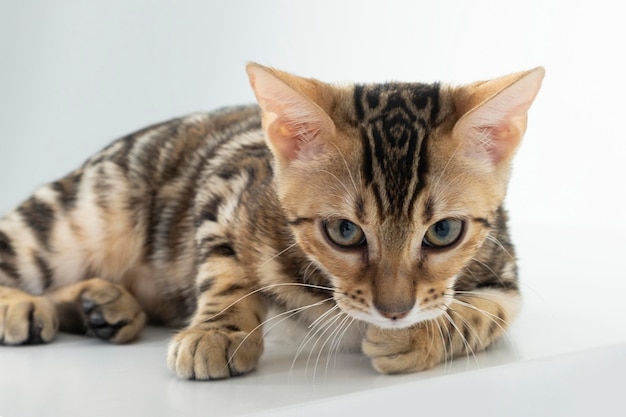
[0,64,543,379]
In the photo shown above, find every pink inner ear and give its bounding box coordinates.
[454,68,544,166]
[246,63,335,165]
[268,117,324,161]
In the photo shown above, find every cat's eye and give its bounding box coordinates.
[323,219,366,248]
[423,218,464,249]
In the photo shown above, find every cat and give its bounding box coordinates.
[0,63,544,379]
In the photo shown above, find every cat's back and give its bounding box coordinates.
[83,105,263,184]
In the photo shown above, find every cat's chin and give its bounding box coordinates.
[343,307,446,330]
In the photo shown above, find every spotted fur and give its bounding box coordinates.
[0,64,544,379]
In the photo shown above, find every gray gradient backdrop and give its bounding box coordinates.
[1,1,623,229]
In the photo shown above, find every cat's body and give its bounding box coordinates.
[0,64,543,379]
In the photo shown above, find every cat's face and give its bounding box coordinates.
[247,64,543,329]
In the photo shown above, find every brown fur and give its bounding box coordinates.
[0,64,543,379]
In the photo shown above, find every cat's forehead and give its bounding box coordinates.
[352,82,442,124]
[347,82,447,220]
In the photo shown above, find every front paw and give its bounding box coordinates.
[0,287,58,345]
[362,324,444,374]
[78,279,145,343]
[167,327,263,380]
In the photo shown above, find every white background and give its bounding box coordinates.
[1,0,624,229]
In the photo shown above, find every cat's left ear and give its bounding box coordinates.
[453,67,545,167]
[246,63,336,166]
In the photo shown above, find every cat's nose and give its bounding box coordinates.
[378,307,411,321]
[378,306,412,321]
[374,294,415,321]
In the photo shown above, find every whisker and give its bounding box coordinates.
[449,309,483,367]
[433,317,449,371]
[439,308,478,367]
[325,316,356,374]
[204,282,334,323]
[263,298,335,339]
[470,258,505,285]
[227,297,335,372]
[304,312,345,379]
[330,142,359,197]
[290,305,341,375]
[319,169,356,203]
[313,313,351,380]
[260,242,299,267]
[454,290,513,303]
[449,297,520,359]
[430,139,464,197]
[485,234,515,260]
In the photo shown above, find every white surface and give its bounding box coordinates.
[1,224,625,417]
[1,1,626,416]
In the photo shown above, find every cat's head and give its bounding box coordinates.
[247,63,543,329]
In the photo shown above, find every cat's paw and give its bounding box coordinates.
[167,327,263,380]
[0,287,58,345]
[362,324,444,374]
[77,278,146,343]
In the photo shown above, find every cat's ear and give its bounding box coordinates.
[246,63,336,165]
[453,67,545,167]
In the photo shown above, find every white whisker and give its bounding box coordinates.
[205,282,334,323]
[330,142,359,197]
[260,242,299,267]
[227,297,334,371]
[485,234,515,260]
[319,169,356,203]
[290,304,341,375]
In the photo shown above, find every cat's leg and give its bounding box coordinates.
[0,286,58,344]
[46,278,146,343]
[167,238,266,380]
[0,203,65,345]
[0,163,149,345]
[362,288,520,373]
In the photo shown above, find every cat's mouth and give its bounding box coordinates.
[334,292,452,329]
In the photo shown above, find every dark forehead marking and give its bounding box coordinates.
[354,82,441,219]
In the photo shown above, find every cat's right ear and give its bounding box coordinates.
[246,63,336,166]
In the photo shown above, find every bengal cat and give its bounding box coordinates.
[0,63,544,379]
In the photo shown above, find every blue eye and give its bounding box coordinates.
[423,218,464,248]
[324,219,366,248]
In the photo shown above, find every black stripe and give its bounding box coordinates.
[487,315,501,338]
[224,324,241,332]
[360,128,374,184]
[287,217,314,226]
[0,231,15,257]
[355,197,366,223]
[17,198,55,249]
[201,309,234,324]
[422,197,434,224]
[462,322,471,345]
[0,261,20,280]
[34,254,54,290]
[50,172,83,210]
[216,284,246,298]
[354,85,365,120]
[473,217,492,228]
[474,278,518,292]
[207,243,236,258]
[196,195,223,226]
[414,127,430,197]
[198,237,237,261]
[198,277,216,294]
[354,83,442,219]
